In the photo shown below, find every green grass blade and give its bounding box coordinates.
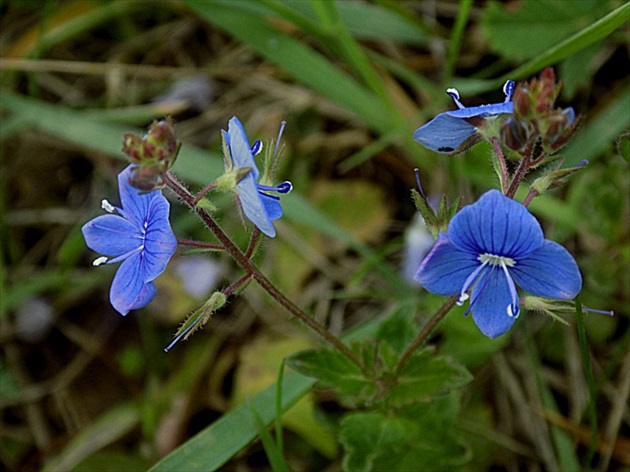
[574,296,599,468]
[453,2,629,95]
[502,2,630,83]
[42,402,139,472]
[275,361,285,456]
[446,0,474,82]
[184,0,392,132]
[310,0,387,100]
[249,402,291,472]
[563,85,630,166]
[149,371,314,471]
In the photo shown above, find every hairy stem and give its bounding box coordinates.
[522,188,539,207]
[393,295,459,376]
[165,171,364,370]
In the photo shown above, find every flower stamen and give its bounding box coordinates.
[446,88,465,109]
[101,199,116,213]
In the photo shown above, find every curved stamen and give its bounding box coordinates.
[257,181,293,194]
[462,265,495,317]
[446,88,465,109]
[503,80,515,102]
[457,259,490,305]
[500,260,520,317]
[109,245,144,264]
[274,121,286,157]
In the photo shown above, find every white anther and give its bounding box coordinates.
[456,293,470,306]
[101,199,115,213]
[93,256,109,266]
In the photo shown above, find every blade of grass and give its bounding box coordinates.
[453,2,629,95]
[574,296,599,468]
[184,0,392,133]
[42,402,139,472]
[310,0,388,102]
[523,324,580,472]
[445,0,474,83]
[249,402,290,472]
[563,85,630,166]
[275,361,285,457]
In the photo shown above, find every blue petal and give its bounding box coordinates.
[564,107,576,124]
[449,190,544,257]
[414,233,479,295]
[260,192,283,220]
[110,252,157,315]
[82,214,142,257]
[227,116,259,180]
[142,195,178,281]
[117,165,161,230]
[413,113,476,153]
[470,266,517,338]
[511,240,582,299]
[237,174,276,237]
[446,101,513,118]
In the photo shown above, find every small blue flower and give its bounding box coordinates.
[223,116,292,238]
[414,190,582,338]
[414,80,515,153]
[82,165,177,316]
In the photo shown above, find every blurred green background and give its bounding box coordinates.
[1,1,628,471]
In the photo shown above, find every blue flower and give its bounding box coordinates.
[223,116,292,238]
[82,165,177,316]
[414,80,515,153]
[414,190,582,338]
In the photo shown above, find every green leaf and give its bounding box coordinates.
[387,350,472,406]
[374,304,417,356]
[340,395,469,472]
[287,348,375,406]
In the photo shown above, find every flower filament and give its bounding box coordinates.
[457,252,520,318]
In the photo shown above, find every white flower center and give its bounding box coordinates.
[478,253,515,267]
[456,252,520,318]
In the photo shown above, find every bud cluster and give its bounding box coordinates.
[501,68,581,155]
[122,117,179,191]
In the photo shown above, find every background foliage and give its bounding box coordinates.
[1,0,628,471]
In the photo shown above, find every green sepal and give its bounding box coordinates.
[530,159,588,195]
[412,190,461,239]
[195,197,218,213]
[171,291,227,343]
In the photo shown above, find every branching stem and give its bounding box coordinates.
[165,171,365,371]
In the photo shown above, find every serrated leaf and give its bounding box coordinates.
[287,348,375,405]
[340,396,470,472]
[374,305,416,355]
[387,350,472,406]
